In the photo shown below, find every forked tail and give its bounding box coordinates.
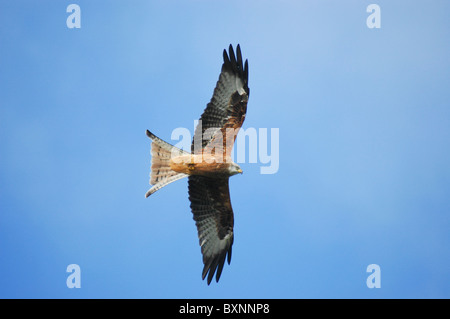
[145,130,189,197]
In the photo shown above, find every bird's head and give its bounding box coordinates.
[228,162,243,176]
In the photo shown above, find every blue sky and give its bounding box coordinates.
[0,0,449,298]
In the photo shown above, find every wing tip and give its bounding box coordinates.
[222,44,249,89]
[201,244,233,285]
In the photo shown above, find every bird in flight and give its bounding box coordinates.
[145,44,249,284]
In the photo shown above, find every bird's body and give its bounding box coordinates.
[169,154,241,178]
[145,44,249,284]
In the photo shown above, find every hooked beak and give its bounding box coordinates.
[237,168,243,174]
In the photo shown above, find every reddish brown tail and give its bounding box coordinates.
[145,130,189,197]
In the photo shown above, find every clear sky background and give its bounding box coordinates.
[1,1,449,298]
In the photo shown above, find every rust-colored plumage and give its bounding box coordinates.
[145,44,249,284]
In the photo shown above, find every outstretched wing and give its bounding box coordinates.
[188,176,234,284]
[192,44,249,158]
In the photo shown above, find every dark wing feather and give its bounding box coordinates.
[188,176,234,284]
[192,44,249,154]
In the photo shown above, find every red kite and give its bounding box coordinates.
[145,44,249,284]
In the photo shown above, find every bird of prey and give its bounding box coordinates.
[145,44,249,284]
